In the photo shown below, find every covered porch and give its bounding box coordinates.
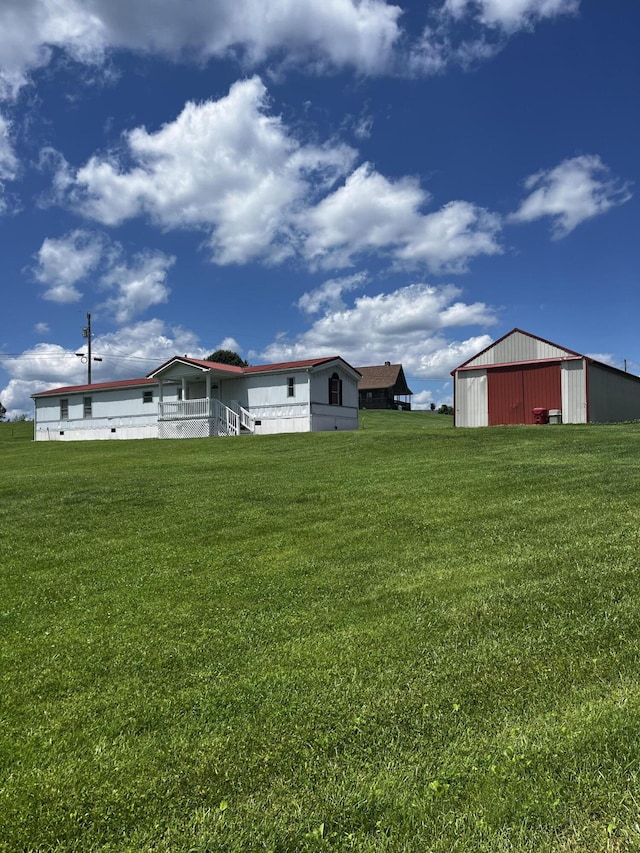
[150,358,255,438]
[158,397,254,437]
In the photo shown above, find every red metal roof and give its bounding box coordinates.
[148,355,349,377]
[32,377,156,398]
[32,355,359,398]
[243,356,343,373]
[148,356,245,376]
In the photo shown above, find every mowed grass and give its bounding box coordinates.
[2,413,640,852]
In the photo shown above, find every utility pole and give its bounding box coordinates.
[76,312,102,384]
[83,312,92,384]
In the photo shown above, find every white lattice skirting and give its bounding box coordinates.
[159,418,217,439]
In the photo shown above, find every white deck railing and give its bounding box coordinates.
[159,398,210,419]
[158,398,255,435]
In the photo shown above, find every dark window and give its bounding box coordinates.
[287,377,295,397]
[83,396,92,418]
[143,390,153,404]
[60,399,69,420]
[328,372,342,406]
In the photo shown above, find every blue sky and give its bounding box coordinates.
[0,0,637,416]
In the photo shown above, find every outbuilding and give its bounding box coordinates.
[452,328,640,427]
[356,362,413,410]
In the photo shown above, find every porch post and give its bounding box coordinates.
[206,373,212,419]
[181,377,187,400]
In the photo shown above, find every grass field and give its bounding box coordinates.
[2,413,640,851]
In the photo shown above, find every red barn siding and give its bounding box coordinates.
[488,363,561,425]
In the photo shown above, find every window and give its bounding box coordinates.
[287,377,295,397]
[143,390,153,404]
[60,399,69,420]
[328,372,342,406]
[83,396,92,418]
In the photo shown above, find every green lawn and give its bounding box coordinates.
[2,413,640,851]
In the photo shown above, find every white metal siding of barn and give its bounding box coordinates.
[587,363,640,423]
[454,369,488,427]
[465,330,573,368]
[560,360,587,424]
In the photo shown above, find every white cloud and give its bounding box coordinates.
[395,200,503,271]
[0,319,208,415]
[302,164,502,272]
[0,0,580,99]
[65,77,356,265]
[411,389,436,410]
[60,79,500,273]
[33,229,175,321]
[510,154,632,238]
[0,113,17,177]
[301,164,428,266]
[0,112,18,211]
[443,0,579,32]
[297,273,367,315]
[90,319,206,369]
[0,379,41,420]
[34,322,50,335]
[210,336,243,355]
[0,0,403,99]
[410,0,579,75]
[33,229,105,302]
[258,280,497,378]
[99,251,174,323]
[412,386,454,410]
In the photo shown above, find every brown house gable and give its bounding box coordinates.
[356,363,413,410]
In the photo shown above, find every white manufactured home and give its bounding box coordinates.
[32,355,361,441]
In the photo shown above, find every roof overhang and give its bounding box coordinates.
[147,357,242,381]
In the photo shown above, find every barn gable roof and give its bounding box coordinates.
[453,328,583,373]
[452,328,640,385]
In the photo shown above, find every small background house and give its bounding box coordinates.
[32,355,361,441]
[357,362,413,411]
[452,328,640,427]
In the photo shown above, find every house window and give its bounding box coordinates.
[143,390,153,404]
[287,377,295,397]
[83,396,92,418]
[328,372,342,406]
[60,399,69,420]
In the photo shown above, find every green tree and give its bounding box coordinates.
[206,349,248,367]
